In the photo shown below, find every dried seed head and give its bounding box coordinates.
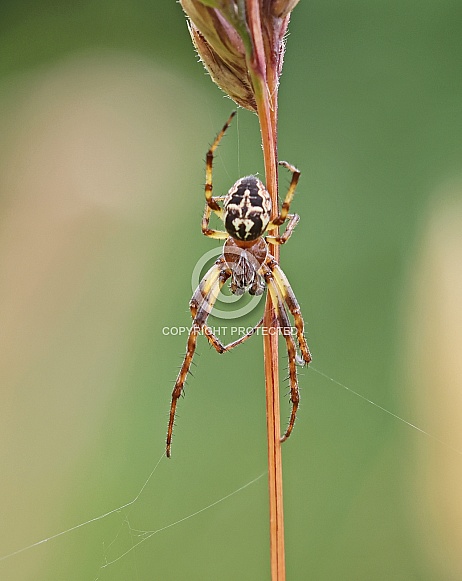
[180,0,299,112]
[270,0,300,18]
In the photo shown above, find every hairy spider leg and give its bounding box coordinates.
[166,323,198,458]
[202,315,265,352]
[201,202,229,239]
[189,257,264,352]
[167,258,264,458]
[166,263,227,458]
[267,160,301,228]
[205,111,236,215]
[268,258,312,365]
[263,265,300,442]
[189,258,227,321]
[265,213,300,246]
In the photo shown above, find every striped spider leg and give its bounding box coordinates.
[263,160,311,440]
[166,256,263,458]
[261,253,312,442]
[166,112,311,456]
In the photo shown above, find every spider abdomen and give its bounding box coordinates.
[224,176,272,241]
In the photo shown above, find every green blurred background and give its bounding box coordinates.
[1,1,462,580]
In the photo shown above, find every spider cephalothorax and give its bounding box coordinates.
[224,237,267,296]
[223,176,272,241]
[166,111,311,457]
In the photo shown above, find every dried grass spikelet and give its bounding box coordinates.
[180,0,300,112]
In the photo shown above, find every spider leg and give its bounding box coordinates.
[206,316,264,351]
[267,257,312,365]
[167,257,264,456]
[205,111,236,217]
[267,160,300,228]
[265,213,300,245]
[166,324,199,458]
[263,265,300,443]
[189,257,227,319]
[167,261,228,458]
[188,256,264,352]
[201,203,229,240]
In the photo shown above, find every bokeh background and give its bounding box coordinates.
[1,1,461,580]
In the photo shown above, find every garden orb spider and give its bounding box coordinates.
[166,111,311,458]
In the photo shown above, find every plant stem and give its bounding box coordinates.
[245,1,285,578]
[179,1,299,576]
[260,94,285,581]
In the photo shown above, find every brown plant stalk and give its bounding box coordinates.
[179,1,299,578]
[244,4,284,577]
